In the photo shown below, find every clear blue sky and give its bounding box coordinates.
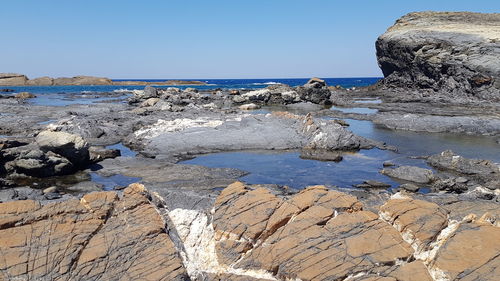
[1,0,499,79]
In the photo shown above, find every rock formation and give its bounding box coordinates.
[0,73,28,86]
[0,184,189,280]
[376,12,500,101]
[2,182,497,280]
[0,73,206,86]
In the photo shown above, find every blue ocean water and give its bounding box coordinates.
[0,78,380,106]
[2,77,380,94]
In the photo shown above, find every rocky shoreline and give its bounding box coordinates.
[0,11,499,281]
[0,73,207,86]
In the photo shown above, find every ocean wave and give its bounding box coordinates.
[251,82,281,85]
[113,89,144,95]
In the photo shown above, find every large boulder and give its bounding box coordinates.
[295,86,332,104]
[0,73,28,86]
[376,12,500,101]
[36,131,90,167]
[381,165,435,183]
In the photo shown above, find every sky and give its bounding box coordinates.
[1,1,499,79]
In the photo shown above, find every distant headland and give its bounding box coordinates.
[0,73,207,86]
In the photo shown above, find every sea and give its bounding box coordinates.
[4,77,380,94]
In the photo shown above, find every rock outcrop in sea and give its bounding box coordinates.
[0,73,206,86]
[376,12,500,102]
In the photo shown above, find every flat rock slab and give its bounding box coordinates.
[381,165,435,184]
[126,113,382,159]
[0,184,188,281]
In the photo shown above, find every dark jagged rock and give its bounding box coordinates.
[376,12,500,101]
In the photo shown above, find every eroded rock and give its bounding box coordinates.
[0,184,189,280]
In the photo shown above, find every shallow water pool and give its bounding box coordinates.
[330,106,378,114]
[182,149,405,189]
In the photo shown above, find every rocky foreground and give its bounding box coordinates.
[0,182,498,281]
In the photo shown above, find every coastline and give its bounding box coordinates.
[0,10,499,281]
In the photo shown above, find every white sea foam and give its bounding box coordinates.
[251,82,281,85]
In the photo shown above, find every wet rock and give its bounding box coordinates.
[4,147,74,178]
[36,130,90,167]
[432,178,469,193]
[427,150,499,183]
[89,146,121,162]
[381,166,435,183]
[299,149,343,161]
[14,92,36,99]
[363,180,392,188]
[96,157,247,189]
[128,113,386,159]
[0,187,43,202]
[383,161,395,167]
[66,181,103,194]
[400,183,419,192]
[229,90,240,95]
[373,113,500,136]
[0,184,189,280]
[376,12,500,101]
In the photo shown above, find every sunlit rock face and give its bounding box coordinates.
[376,12,500,101]
[1,182,499,281]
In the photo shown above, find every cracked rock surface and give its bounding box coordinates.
[1,182,499,281]
[0,184,188,281]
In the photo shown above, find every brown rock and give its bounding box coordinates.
[304,77,327,88]
[0,184,188,280]
[53,76,113,85]
[430,221,500,280]
[26,76,54,86]
[0,73,28,86]
[389,261,433,281]
[213,183,413,280]
[380,198,449,250]
[14,92,36,99]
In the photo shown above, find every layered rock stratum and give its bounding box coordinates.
[1,182,498,280]
[376,12,500,101]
